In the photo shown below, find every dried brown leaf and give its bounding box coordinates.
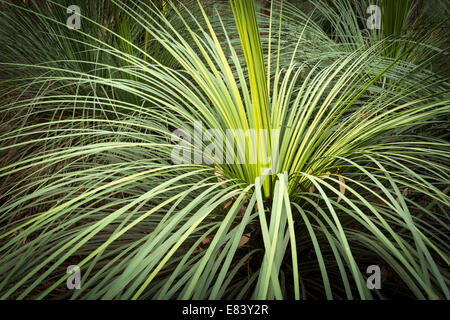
[337,175,346,203]
[238,233,251,247]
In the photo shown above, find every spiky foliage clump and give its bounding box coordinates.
[0,0,448,299]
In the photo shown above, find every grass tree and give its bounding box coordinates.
[0,0,448,299]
